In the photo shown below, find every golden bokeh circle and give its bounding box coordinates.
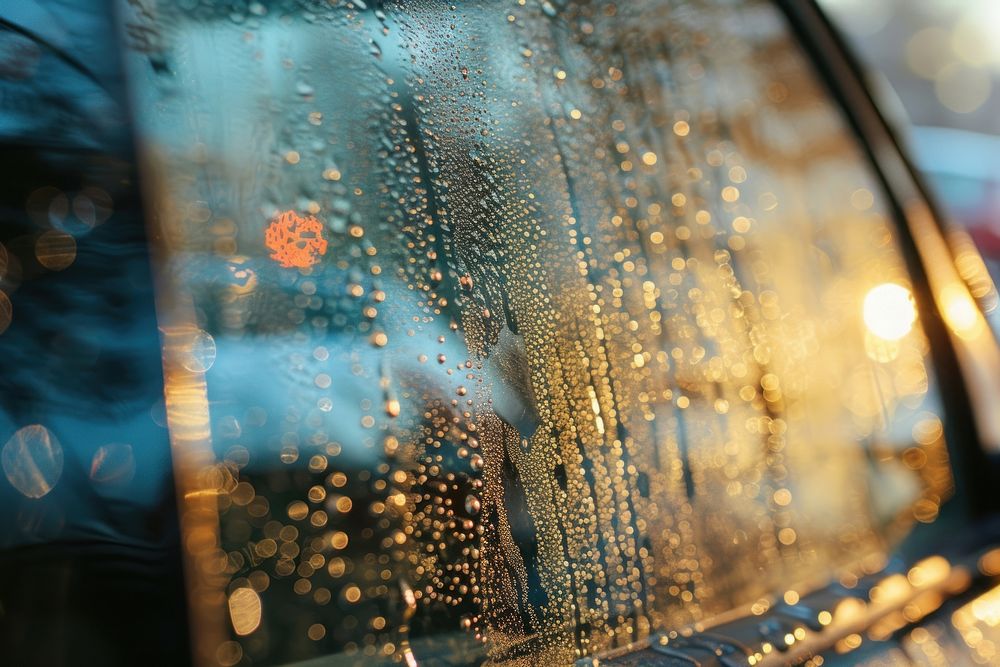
[35,230,77,271]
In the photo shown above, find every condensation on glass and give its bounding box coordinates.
[120,1,954,665]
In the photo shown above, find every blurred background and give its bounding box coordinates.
[820,0,1000,282]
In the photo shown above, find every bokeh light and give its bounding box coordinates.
[864,283,917,341]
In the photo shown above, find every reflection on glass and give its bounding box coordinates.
[120,0,954,664]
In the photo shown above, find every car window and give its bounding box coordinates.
[120,1,954,664]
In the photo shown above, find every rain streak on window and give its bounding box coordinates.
[122,0,952,665]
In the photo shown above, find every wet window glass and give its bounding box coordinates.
[119,1,954,664]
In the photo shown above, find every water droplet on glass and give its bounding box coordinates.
[90,443,136,485]
[218,415,242,439]
[35,230,76,271]
[73,188,113,228]
[150,399,168,427]
[228,587,262,636]
[179,330,217,373]
[2,424,63,499]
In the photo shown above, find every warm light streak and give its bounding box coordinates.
[940,283,986,340]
